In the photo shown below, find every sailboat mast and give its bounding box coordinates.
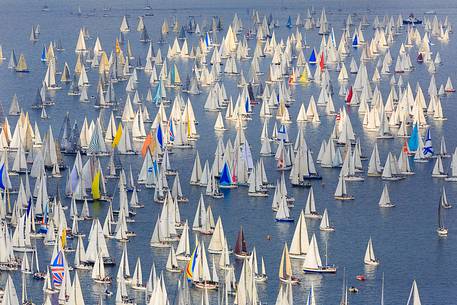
[438,196,442,228]
[325,239,328,266]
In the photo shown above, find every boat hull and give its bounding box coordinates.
[334,195,354,200]
[275,218,294,222]
[194,281,218,290]
[379,203,396,208]
[303,266,337,273]
[364,260,380,266]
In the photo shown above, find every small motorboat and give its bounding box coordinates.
[349,286,359,293]
[356,275,366,281]
[403,14,422,25]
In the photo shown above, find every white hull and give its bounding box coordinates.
[255,274,268,282]
[437,228,448,236]
[344,176,364,182]
[279,277,300,285]
[334,195,354,200]
[379,203,395,208]
[303,266,337,273]
[304,213,322,219]
[432,174,447,178]
[131,285,147,291]
[381,176,404,181]
[176,255,191,261]
[289,253,306,259]
[248,192,269,197]
[13,247,35,253]
[364,260,380,266]
[166,267,182,273]
[150,242,171,248]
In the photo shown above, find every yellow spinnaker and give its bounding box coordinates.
[60,228,67,249]
[112,124,123,148]
[115,38,121,55]
[92,171,101,200]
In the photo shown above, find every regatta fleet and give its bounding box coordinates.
[0,3,453,305]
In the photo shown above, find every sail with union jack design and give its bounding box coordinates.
[50,250,65,287]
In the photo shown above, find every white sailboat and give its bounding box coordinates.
[406,280,422,305]
[302,234,336,273]
[334,171,354,200]
[440,186,452,209]
[251,247,267,282]
[131,257,147,290]
[363,238,380,266]
[437,193,448,236]
[289,211,309,259]
[166,246,181,273]
[432,155,447,178]
[378,184,395,208]
[208,217,228,254]
[91,251,111,283]
[176,221,191,261]
[304,187,322,218]
[319,209,335,232]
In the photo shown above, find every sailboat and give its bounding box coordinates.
[279,243,300,284]
[275,195,293,222]
[319,209,335,231]
[440,186,452,209]
[437,193,448,236]
[22,273,35,305]
[74,235,91,270]
[21,253,32,274]
[304,187,321,218]
[432,155,447,178]
[289,211,309,259]
[303,234,336,273]
[378,184,395,208]
[234,227,250,259]
[334,171,354,200]
[15,53,29,73]
[3,275,21,305]
[363,238,380,266]
[131,257,147,290]
[176,221,191,260]
[250,247,267,282]
[445,148,457,181]
[406,280,422,305]
[188,241,219,289]
[382,152,404,180]
[166,246,181,273]
[32,249,46,279]
[92,251,112,283]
